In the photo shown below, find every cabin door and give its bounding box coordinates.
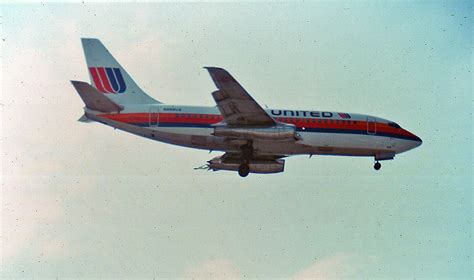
[367,116,376,135]
[149,107,160,127]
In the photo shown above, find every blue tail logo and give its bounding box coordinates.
[89,67,126,94]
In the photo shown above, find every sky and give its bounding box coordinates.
[1,1,472,278]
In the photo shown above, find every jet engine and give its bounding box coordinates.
[207,156,285,174]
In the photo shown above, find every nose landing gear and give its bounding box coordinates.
[374,161,381,170]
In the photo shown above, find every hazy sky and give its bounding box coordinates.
[1,2,472,278]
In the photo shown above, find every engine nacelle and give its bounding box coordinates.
[213,123,297,141]
[208,156,285,174]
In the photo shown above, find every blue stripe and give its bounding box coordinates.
[300,127,418,141]
[129,122,420,142]
[106,68,119,92]
[113,68,126,93]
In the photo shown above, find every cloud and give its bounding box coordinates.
[183,259,241,279]
[2,181,63,261]
[291,253,361,279]
[1,176,92,263]
[183,253,363,279]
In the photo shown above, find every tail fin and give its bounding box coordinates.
[81,38,160,105]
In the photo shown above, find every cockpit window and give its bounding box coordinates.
[388,122,401,129]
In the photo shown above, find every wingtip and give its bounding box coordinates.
[204,66,225,71]
[81,37,99,41]
[81,38,102,47]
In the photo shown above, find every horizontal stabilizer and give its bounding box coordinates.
[78,114,92,123]
[71,80,124,112]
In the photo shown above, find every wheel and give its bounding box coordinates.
[374,161,381,170]
[238,164,250,177]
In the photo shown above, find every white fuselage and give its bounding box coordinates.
[84,104,422,161]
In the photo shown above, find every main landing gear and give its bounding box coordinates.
[374,161,381,171]
[238,141,253,177]
[238,163,250,177]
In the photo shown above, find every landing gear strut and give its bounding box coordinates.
[241,142,254,159]
[238,163,250,177]
[374,161,381,170]
[238,141,253,177]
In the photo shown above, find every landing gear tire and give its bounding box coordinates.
[238,164,250,177]
[374,161,381,171]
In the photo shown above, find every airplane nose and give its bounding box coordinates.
[404,129,422,148]
[414,134,422,144]
[412,134,422,147]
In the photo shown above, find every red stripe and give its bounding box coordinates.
[97,112,414,139]
[89,68,107,93]
[97,67,115,93]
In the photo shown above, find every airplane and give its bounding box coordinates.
[71,38,422,177]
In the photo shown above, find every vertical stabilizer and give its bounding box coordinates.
[81,38,160,105]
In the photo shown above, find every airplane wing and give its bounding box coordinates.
[205,67,276,127]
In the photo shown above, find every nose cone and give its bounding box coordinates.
[413,134,422,145]
[395,128,422,154]
[408,131,422,149]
